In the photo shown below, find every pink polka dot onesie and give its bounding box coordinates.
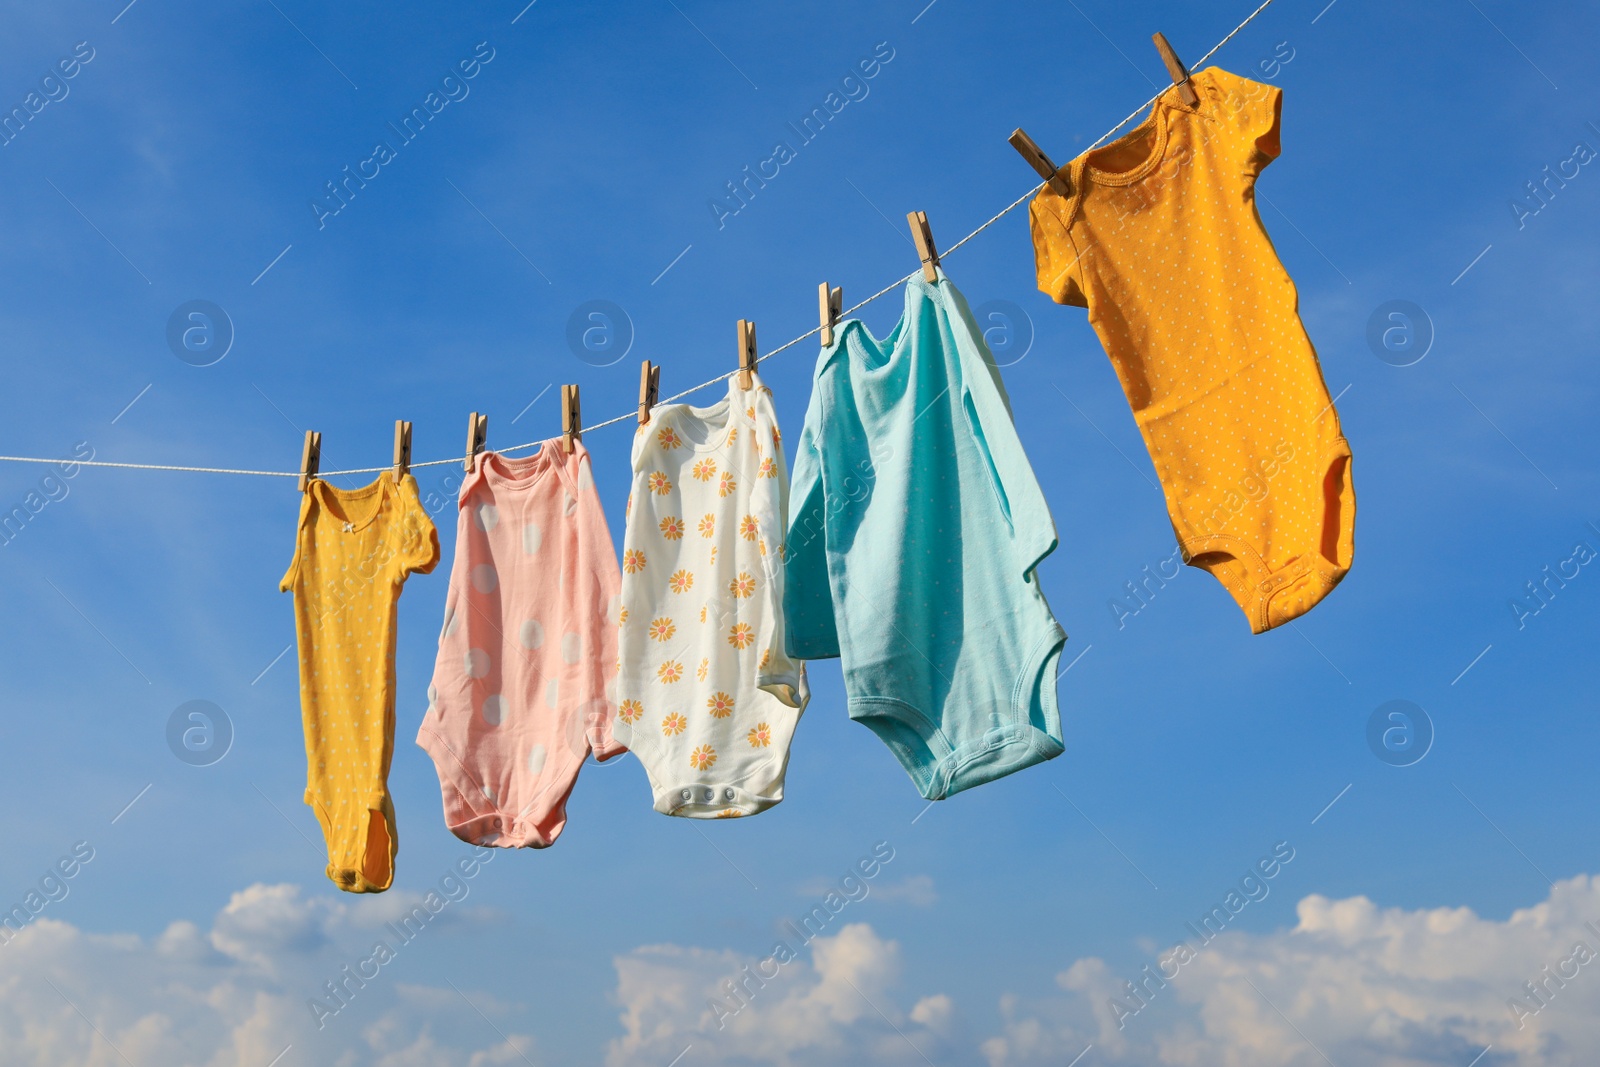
[418,442,624,848]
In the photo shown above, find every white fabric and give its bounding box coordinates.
[613,372,807,818]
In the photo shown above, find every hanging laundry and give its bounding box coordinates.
[1028,67,1354,633]
[281,474,440,893]
[614,372,808,818]
[784,269,1066,801]
[418,444,625,847]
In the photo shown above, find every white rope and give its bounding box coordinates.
[0,455,298,477]
[5,0,1278,482]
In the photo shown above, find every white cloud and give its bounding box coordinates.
[605,922,954,1067]
[14,874,1600,1066]
[872,874,938,908]
[0,882,527,1067]
[981,873,1600,1067]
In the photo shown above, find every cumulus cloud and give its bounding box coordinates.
[13,874,1600,1066]
[0,881,526,1067]
[605,922,955,1067]
[981,873,1600,1067]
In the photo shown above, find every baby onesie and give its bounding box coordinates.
[784,270,1066,801]
[419,443,625,847]
[1028,67,1355,634]
[281,475,439,893]
[614,371,808,818]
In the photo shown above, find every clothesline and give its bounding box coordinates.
[0,0,1276,481]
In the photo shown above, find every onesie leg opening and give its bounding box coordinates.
[1260,439,1355,632]
[848,698,953,801]
[360,807,393,890]
[939,627,1067,798]
[318,800,395,894]
[1317,443,1355,578]
[1181,538,1272,633]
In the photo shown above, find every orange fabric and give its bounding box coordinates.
[280,475,439,892]
[1029,67,1354,633]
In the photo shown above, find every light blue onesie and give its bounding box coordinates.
[783,269,1066,800]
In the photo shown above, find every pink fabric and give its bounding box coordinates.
[418,442,624,848]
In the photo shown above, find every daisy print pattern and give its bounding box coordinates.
[613,370,807,819]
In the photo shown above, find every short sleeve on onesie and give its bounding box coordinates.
[418,442,623,848]
[614,370,808,818]
[1027,67,1353,635]
[280,474,439,893]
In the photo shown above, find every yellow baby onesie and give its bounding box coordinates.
[1029,67,1354,633]
[281,475,439,892]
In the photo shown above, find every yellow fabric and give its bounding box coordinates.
[1029,67,1354,634]
[280,475,439,892]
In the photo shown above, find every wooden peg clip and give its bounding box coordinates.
[1009,129,1072,197]
[562,384,582,453]
[736,319,757,390]
[298,430,321,492]
[907,211,940,283]
[392,420,413,483]
[638,360,660,427]
[818,283,842,347]
[463,411,488,472]
[1152,32,1199,108]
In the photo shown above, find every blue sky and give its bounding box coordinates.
[0,0,1598,1064]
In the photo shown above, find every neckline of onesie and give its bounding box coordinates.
[839,271,948,374]
[663,375,755,455]
[476,442,563,492]
[312,474,392,533]
[1076,68,1211,190]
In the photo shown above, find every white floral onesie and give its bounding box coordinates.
[614,371,807,817]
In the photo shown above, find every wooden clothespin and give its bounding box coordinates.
[298,430,321,492]
[907,211,939,283]
[818,283,842,347]
[463,411,488,472]
[392,420,412,483]
[561,384,582,452]
[1009,129,1072,197]
[1152,32,1199,107]
[736,319,757,389]
[638,360,660,426]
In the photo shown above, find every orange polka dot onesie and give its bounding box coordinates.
[281,475,439,892]
[1029,67,1354,633]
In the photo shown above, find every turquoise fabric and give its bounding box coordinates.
[784,270,1066,800]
